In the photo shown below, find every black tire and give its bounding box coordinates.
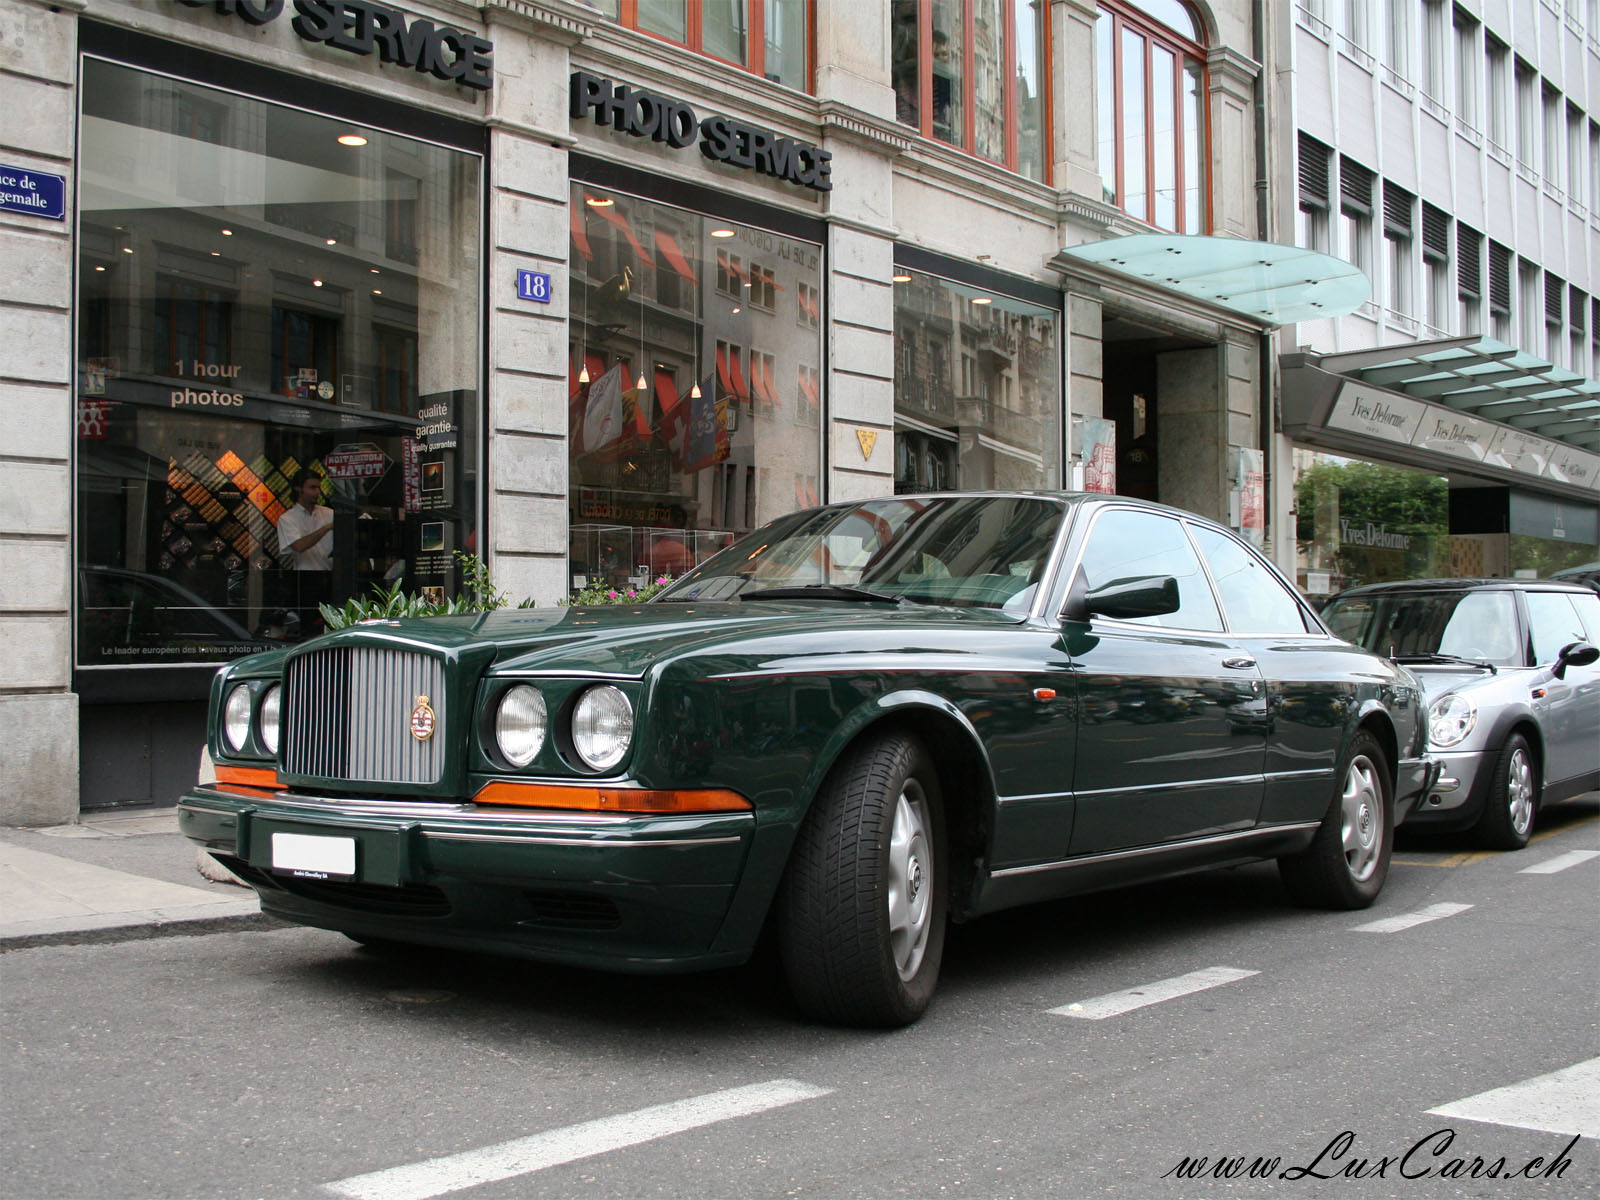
[1278,730,1392,909]
[1473,733,1538,851]
[778,733,947,1027]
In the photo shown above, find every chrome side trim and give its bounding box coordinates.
[427,831,743,848]
[989,822,1322,879]
[1072,772,1265,799]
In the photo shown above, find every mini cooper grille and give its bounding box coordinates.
[281,647,445,785]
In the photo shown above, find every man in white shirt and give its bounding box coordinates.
[277,470,333,570]
[276,469,333,638]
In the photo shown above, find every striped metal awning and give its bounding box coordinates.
[1319,336,1600,451]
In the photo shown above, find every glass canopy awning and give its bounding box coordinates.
[1319,336,1600,451]
[1055,235,1370,326]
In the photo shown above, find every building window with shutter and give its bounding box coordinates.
[1382,180,1414,317]
[1422,203,1450,333]
[1488,240,1512,341]
[1453,8,1478,130]
[1569,287,1587,376]
[1518,260,1540,352]
[1544,274,1564,364]
[1456,222,1482,333]
[1484,36,1509,151]
[1339,157,1374,275]
[1297,133,1331,252]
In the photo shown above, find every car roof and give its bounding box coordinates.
[1328,577,1596,599]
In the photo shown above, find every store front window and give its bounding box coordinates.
[892,269,1061,493]
[76,59,482,665]
[1293,450,1449,596]
[567,183,823,591]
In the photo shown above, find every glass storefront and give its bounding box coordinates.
[1292,446,1599,596]
[1293,450,1450,596]
[892,269,1061,493]
[76,59,482,664]
[567,183,823,591]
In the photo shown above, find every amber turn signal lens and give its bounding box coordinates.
[214,765,283,789]
[473,782,751,814]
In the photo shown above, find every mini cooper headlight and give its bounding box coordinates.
[1428,693,1478,748]
[259,685,282,756]
[223,684,254,753]
[571,684,633,771]
[495,685,548,767]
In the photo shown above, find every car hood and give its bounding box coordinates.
[292,601,1029,679]
[1402,662,1530,704]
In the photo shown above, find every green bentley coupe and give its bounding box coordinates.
[181,493,1433,1026]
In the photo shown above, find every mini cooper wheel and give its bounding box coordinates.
[1473,733,1537,851]
[1278,730,1392,909]
[778,733,947,1027]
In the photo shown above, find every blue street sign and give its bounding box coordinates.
[516,269,553,303]
[0,164,66,221]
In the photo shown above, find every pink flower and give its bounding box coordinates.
[655,575,670,585]
[606,589,619,599]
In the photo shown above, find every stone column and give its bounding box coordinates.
[481,3,591,606]
[1205,45,1263,239]
[1052,0,1105,204]
[1156,344,1227,522]
[0,0,81,825]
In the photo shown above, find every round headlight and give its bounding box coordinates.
[571,685,633,771]
[1428,693,1478,748]
[223,684,253,753]
[259,685,281,756]
[496,685,548,768]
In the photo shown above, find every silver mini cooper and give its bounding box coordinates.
[1322,579,1600,849]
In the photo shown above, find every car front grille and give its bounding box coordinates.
[281,646,446,785]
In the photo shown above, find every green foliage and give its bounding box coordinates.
[562,575,676,606]
[320,552,534,630]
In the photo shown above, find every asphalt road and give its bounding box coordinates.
[4,801,1596,1200]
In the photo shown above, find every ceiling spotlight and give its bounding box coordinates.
[122,246,133,254]
[372,289,382,295]
[893,273,913,283]
[370,268,380,274]
[211,250,221,256]
[220,228,233,236]
[312,279,324,287]
[971,296,993,305]
[709,228,736,238]
[731,306,741,314]
[585,195,614,207]
[326,238,337,246]
[94,265,106,272]
[337,134,368,147]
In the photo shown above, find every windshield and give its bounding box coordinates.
[1322,590,1525,667]
[653,496,1066,612]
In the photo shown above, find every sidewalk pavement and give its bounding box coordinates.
[0,807,277,949]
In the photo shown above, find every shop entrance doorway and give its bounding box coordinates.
[1100,314,1215,512]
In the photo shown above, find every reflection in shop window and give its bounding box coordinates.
[568,184,823,594]
[892,269,1061,494]
[1292,450,1448,597]
[75,58,482,666]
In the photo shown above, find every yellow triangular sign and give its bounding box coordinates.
[856,428,878,461]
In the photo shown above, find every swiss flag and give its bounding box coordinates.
[660,370,724,472]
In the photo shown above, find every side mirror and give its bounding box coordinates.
[1553,640,1600,680]
[1080,575,1180,621]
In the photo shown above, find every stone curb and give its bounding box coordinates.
[0,902,285,950]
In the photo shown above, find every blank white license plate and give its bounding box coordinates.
[271,832,356,878]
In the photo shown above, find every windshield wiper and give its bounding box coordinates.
[1391,652,1498,674]
[739,584,907,604]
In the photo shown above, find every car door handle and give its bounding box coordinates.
[1221,656,1257,670]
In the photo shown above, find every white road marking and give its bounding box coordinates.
[1519,849,1600,875]
[1048,966,1258,1020]
[1351,902,1472,933]
[1428,1058,1600,1138]
[321,1079,833,1200]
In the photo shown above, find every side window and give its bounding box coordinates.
[1525,592,1589,665]
[1189,525,1309,635]
[1570,592,1600,644]
[1077,509,1222,631]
